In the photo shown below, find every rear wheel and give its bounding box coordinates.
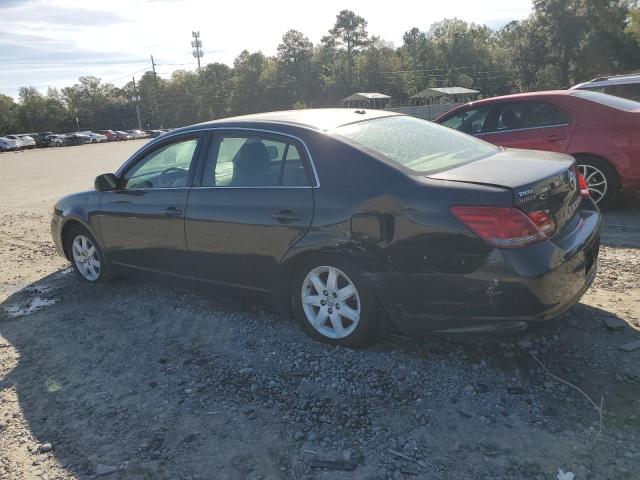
[575,156,618,207]
[292,256,381,347]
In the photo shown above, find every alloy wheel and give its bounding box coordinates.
[578,164,607,204]
[301,266,361,339]
[71,234,101,281]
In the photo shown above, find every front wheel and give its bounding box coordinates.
[66,226,111,282]
[576,157,618,207]
[292,256,382,347]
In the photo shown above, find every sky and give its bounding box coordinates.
[0,0,533,99]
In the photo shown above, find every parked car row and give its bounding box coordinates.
[94,129,170,141]
[0,128,171,153]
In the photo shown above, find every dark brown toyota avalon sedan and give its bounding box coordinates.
[51,109,601,346]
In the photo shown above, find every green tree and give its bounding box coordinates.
[0,94,19,135]
[276,30,316,106]
[16,87,71,132]
[61,76,129,130]
[629,4,640,41]
[522,0,637,87]
[198,63,232,119]
[327,10,369,89]
[400,28,435,94]
[229,50,272,115]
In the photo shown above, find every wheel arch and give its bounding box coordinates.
[60,217,95,260]
[572,152,620,184]
[275,233,386,315]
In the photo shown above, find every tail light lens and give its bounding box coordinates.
[450,206,555,249]
[526,210,556,236]
[578,173,590,198]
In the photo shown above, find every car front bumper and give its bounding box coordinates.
[368,206,602,334]
[50,209,66,258]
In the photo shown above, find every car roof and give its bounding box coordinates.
[459,90,573,107]
[572,73,640,89]
[192,108,400,132]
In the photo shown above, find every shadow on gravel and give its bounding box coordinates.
[1,271,639,479]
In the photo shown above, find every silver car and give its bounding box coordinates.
[0,136,19,151]
[6,134,35,149]
[571,73,640,101]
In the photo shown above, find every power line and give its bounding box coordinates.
[105,66,152,85]
[155,62,196,67]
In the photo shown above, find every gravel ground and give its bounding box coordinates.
[1,143,639,480]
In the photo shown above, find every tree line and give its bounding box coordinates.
[1,0,639,135]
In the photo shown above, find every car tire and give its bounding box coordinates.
[66,225,113,283]
[292,255,382,347]
[575,156,618,208]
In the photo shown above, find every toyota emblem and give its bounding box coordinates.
[568,170,577,191]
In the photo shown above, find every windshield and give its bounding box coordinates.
[571,90,640,111]
[334,115,498,174]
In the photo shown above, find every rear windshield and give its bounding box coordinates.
[334,115,498,174]
[571,90,640,111]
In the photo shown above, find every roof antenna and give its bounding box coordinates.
[354,109,366,115]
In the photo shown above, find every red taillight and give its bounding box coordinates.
[450,206,554,249]
[578,173,590,198]
[526,210,556,236]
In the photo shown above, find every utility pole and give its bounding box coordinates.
[150,55,163,128]
[191,31,203,71]
[131,76,142,130]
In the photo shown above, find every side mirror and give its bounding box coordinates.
[94,173,118,191]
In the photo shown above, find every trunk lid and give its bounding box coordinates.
[428,148,582,236]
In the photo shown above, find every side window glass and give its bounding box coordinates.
[604,84,640,102]
[202,134,310,187]
[282,145,310,186]
[123,138,198,189]
[204,135,284,187]
[442,105,491,134]
[495,103,524,131]
[496,102,571,132]
[522,102,571,128]
[552,106,571,125]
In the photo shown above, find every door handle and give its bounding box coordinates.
[544,135,565,142]
[272,210,303,223]
[161,207,182,217]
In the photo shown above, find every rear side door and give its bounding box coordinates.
[478,101,575,153]
[98,133,203,275]
[185,130,315,291]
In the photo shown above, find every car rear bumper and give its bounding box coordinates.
[368,204,601,334]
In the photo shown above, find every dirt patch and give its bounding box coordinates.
[1,144,639,479]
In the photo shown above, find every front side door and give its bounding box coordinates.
[186,131,315,291]
[98,135,201,275]
[478,101,574,153]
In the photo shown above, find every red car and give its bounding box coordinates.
[95,130,117,141]
[435,90,640,206]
